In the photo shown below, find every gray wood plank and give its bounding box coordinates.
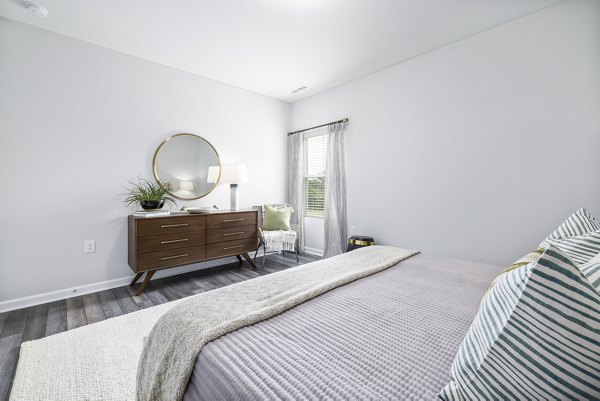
[97,290,124,319]
[159,274,199,300]
[207,270,237,287]
[163,274,195,291]
[169,274,201,295]
[227,267,260,282]
[0,313,8,335]
[66,296,87,330]
[124,285,156,310]
[144,285,170,306]
[111,287,140,314]
[82,293,106,324]
[154,279,184,302]
[0,334,22,401]
[22,304,48,343]
[197,275,225,291]
[45,300,67,337]
[0,308,28,338]
[271,257,297,268]
[220,270,251,285]
[256,261,283,275]
[188,274,217,292]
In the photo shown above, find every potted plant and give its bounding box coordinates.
[123,178,177,210]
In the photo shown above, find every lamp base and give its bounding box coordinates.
[230,183,239,211]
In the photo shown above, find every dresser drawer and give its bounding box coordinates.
[137,231,206,254]
[207,225,257,244]
[206,237,258,259]
[206,212,257,229]
[137,216,206,237]
[136,246,206,271]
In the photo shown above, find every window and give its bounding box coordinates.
[304,132,327,217]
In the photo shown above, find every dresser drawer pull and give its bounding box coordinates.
[223,232,244,236]
[160,239,188,244]
[161,253,188,260]
[161,223,189,228]
[223,218,244,222]
[223,245,245,250]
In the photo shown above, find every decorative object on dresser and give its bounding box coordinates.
[128,210,258,295]
[122,177,177,211]
[153,133,221,200]
[207,164,248,211]
[253,203,300,266]
[134,210,171,218]
[186,206,218,214]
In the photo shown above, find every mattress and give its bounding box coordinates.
[183,254,501,400]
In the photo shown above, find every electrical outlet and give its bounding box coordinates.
[84,240,96,253]
[350,225,357,235]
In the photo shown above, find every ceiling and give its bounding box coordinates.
[0,0,562,102]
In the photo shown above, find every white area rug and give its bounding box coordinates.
[10,298,186,401]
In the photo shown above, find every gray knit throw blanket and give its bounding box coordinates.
[136,246,419,401]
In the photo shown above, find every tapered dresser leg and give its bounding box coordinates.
[241,252,257,269]
[236,254,243,266]
[136,271,155,296]
[129,272,143,286]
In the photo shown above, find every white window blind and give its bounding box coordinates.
[304,133,327,217]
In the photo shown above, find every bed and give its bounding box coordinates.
[137,211,600,401]
[177,253,500,400]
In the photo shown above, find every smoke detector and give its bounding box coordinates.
[25,2,49,18]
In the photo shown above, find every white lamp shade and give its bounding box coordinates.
[207,164,248,184]
[206,166,220,183]
[179,180,194,191]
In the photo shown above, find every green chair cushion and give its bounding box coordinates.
[263,205,292,231]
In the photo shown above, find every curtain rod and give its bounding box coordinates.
[287,118,349,136]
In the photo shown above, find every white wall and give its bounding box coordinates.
[292,0,600,265]
[0,19,290,308]
[303,217,324,256]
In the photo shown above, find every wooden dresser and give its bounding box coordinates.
[128,210,258,294]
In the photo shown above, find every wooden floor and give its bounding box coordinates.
[0,252,321,401]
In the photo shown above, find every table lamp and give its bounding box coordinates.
[207,164,248,211]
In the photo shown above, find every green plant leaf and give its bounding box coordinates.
[122,177,177,208]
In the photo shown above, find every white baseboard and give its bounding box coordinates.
[0,252,265,314]
[304,247,324,257]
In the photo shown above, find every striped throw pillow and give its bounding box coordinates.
[538,208,600,266]
[581,252,600,292]
[540,208,600,248]
[546,231,600,266]
[439,246,600,400]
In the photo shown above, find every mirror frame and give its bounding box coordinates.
[152,133,221,200]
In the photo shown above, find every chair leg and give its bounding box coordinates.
[296,249,299,263]
[254,240,263,261]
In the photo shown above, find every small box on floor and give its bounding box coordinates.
[347,235,376,252]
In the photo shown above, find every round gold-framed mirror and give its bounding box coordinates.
[153,133,221,200]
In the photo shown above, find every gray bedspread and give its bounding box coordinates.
[183,254,501,401]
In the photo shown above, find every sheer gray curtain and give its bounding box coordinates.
[287,132,305,252]
[324,122,348,258]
